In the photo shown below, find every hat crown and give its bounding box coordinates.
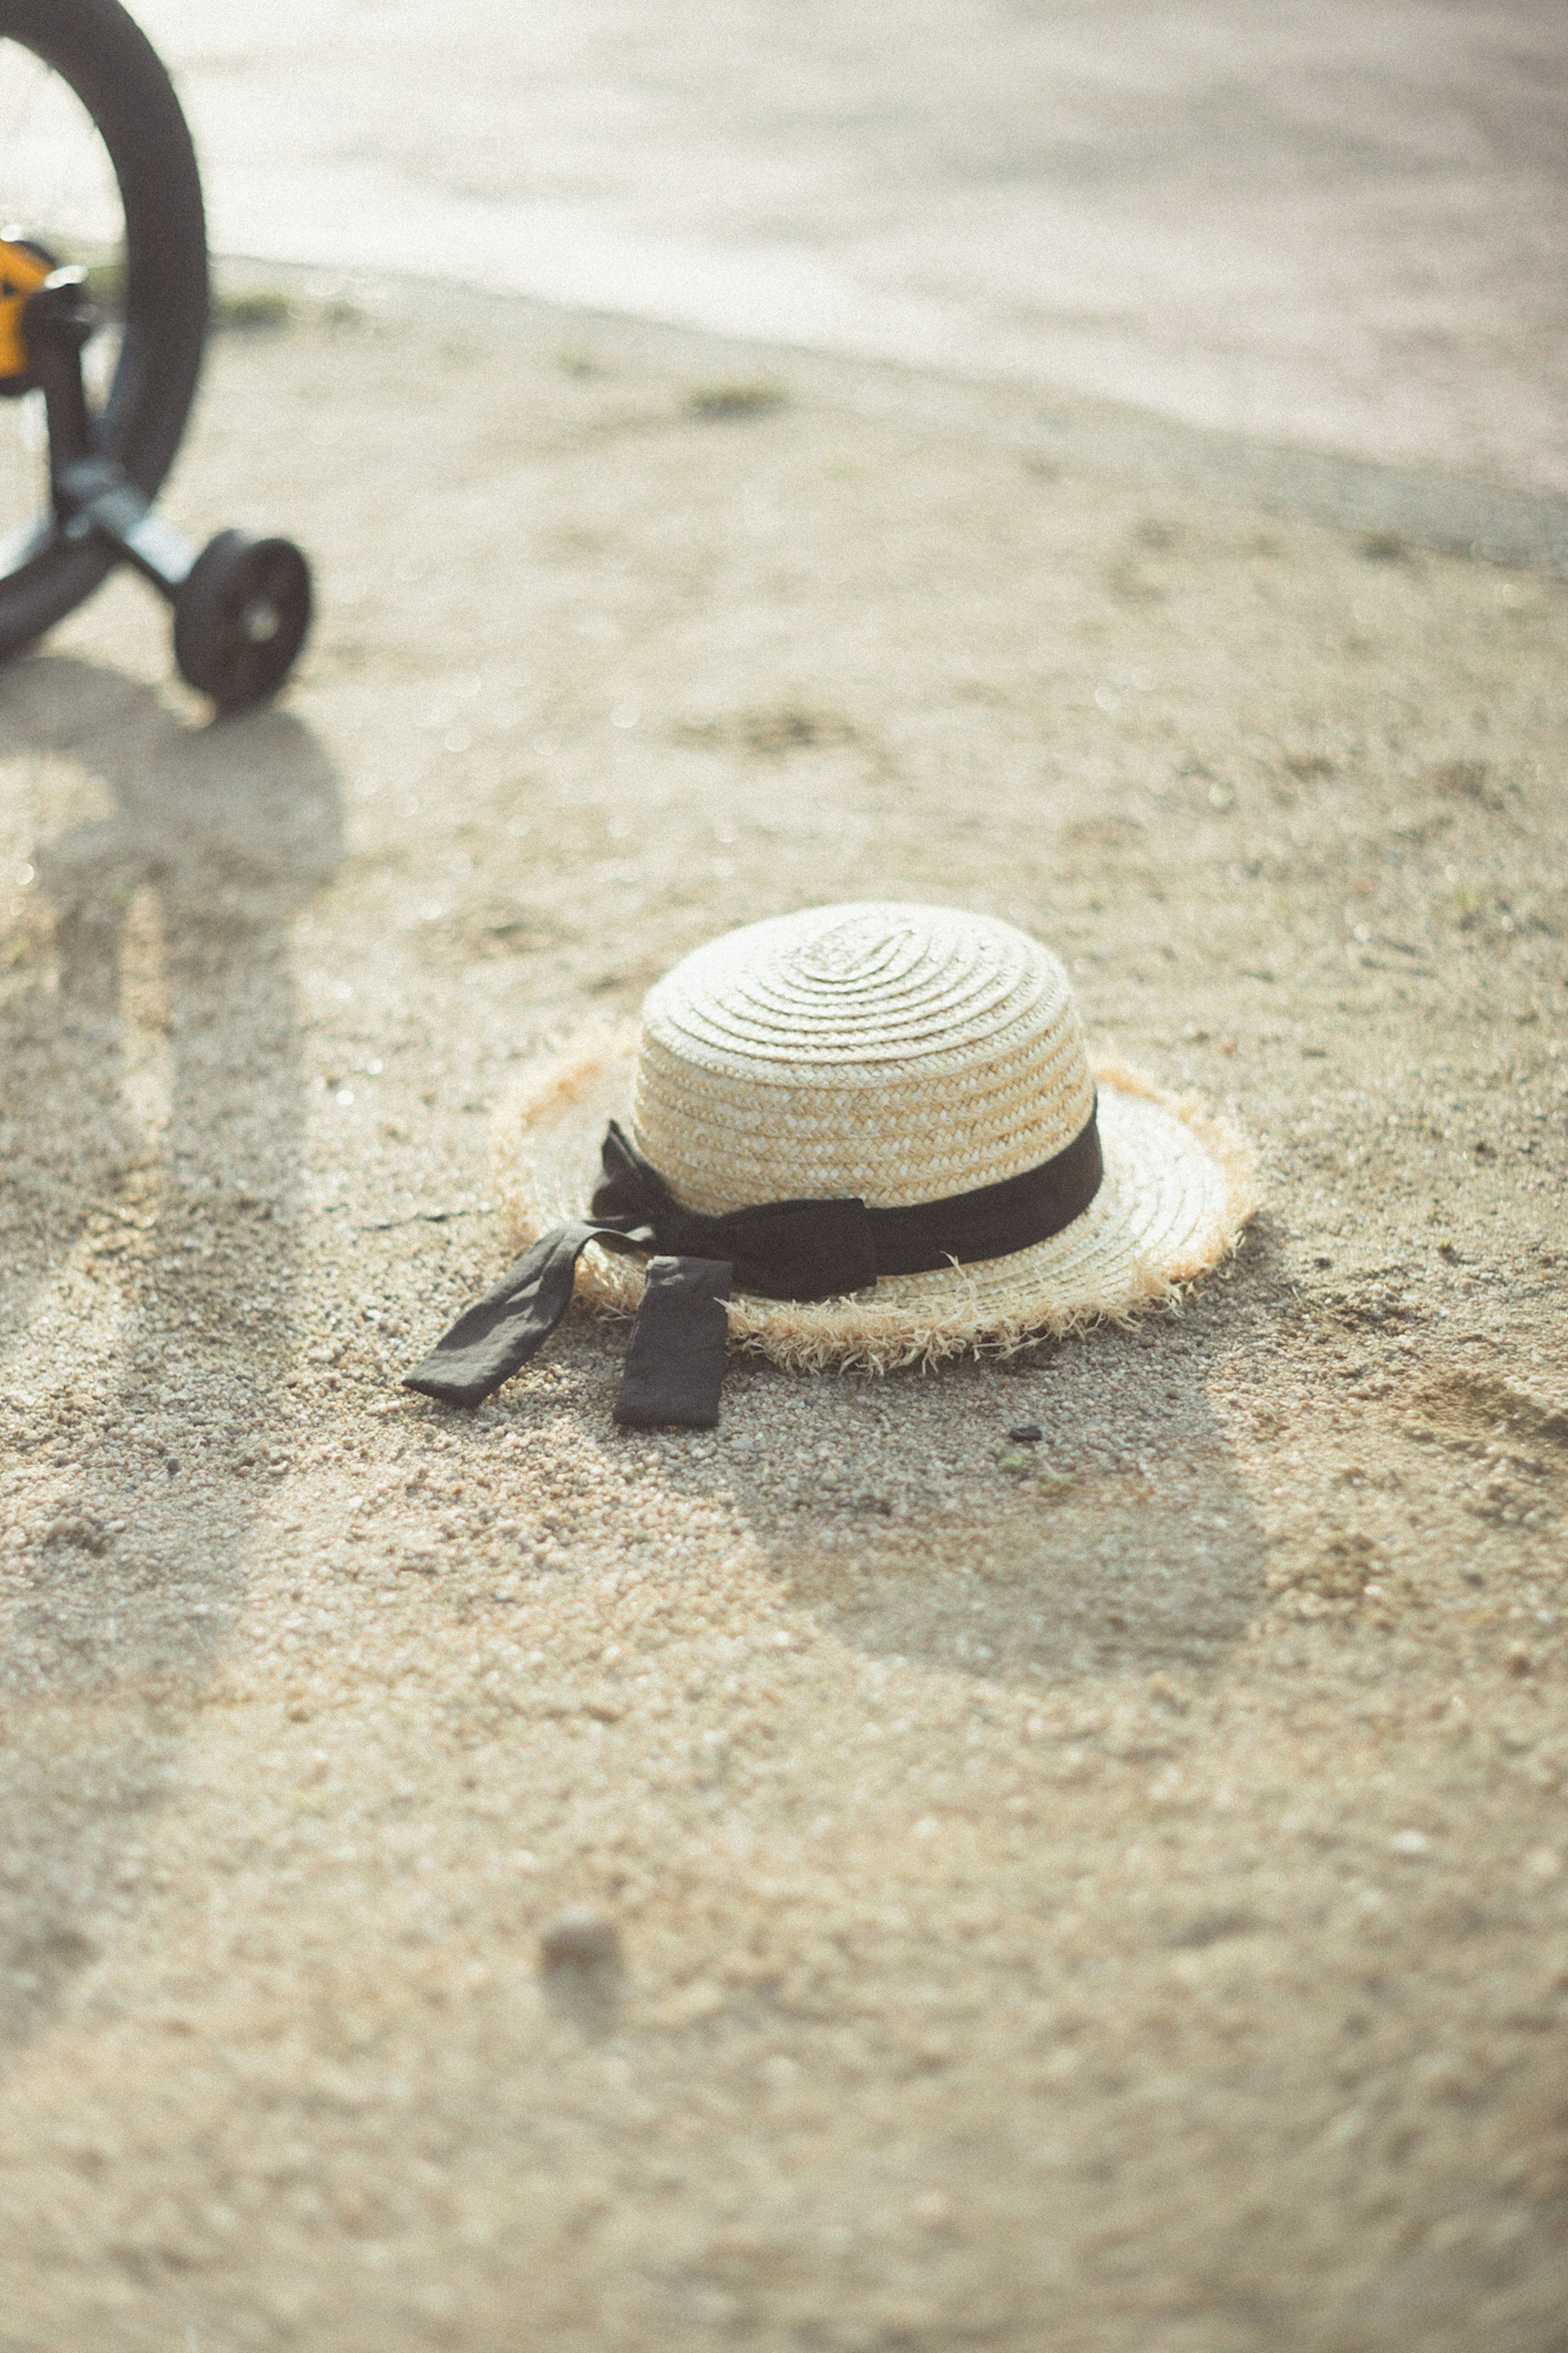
[631,902,1095,1214]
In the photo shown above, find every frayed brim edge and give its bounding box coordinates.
[490,1042,1260,1374]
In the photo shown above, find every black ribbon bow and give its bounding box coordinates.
[401,1108,1102,1428]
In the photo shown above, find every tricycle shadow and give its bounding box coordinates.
[0,653,343,2054]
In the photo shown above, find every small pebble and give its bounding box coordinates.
[540,1909,619,1972]
[1007,1423,1043,1443]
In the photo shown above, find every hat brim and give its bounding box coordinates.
[492,1041,1258,1372]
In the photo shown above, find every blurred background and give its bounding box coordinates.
[115,0,1566,495]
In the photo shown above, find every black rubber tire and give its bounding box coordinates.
[0,0,208,656]
[173,530,312,711]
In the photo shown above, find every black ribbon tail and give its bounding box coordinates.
[401,1220,597,1408]
[612,1256,732,1429]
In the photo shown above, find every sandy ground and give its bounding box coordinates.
[0,283,1564,2351]
[45,0,1568,493]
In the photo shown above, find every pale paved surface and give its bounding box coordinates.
[0,288,1564,2350]
[128,0,1568,494]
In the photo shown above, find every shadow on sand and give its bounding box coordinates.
[0,654,342,2053]
[712,1295,1271,1692]
[419,1232,1280,1703]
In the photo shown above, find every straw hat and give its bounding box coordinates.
[487,901,1256,1376]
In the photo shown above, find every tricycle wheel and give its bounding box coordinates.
[0,0,209,656]
[173,529,311,710]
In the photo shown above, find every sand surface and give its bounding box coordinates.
[0,283,1564,2350]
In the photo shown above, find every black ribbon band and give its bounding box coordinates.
[401,1101,1102,1427]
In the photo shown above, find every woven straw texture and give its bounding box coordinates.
[633,903,1095,1212]
[492,904,1258,1372]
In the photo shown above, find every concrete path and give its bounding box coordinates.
[130,0,1566,493]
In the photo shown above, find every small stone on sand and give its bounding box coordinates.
[540,1910,620,1972]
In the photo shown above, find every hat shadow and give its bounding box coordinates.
[719,1316,1266,1691]
[416,1315,1266,1717]
[508,1244,1274,1695]
[0,654,343,2053]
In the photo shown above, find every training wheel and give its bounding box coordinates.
[173,529,312,710]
